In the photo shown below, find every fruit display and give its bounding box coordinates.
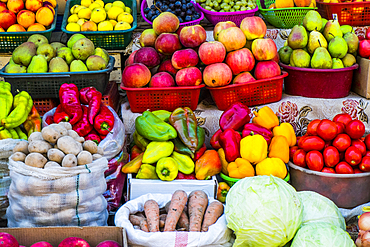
[0,0,56,32]
[359,26,370,58]
[269,0,315,8]
[66,0,133,31]
[318,0,367,3]
[123,107,221,181]
[195,0,256,12]
[4,33,111,73]
[279,10,359,69]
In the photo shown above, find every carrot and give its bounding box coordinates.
[178,205,189,231]
[144,199,160,232]
[159,214,167,223]
[129,215,149,232]
[201,201,224,232]
[188,190,208,232]
[164,190,188,232]
[140,219,150,232]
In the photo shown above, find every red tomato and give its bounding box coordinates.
[346,120,365,139]
[317,119,338,141]
[354,168,363,174]
[321,167,336,173]
[323,146,340,167]
[293,149,306,168]
[332,133,352,152]
[297,135,307,147]
[359,156,370,172]
[306,119,321,136]
[298,135,325,152]
[335,161,354,174]
[306,150,324,171]
[289,146,299,162]
[345,146,363,166]
[352,139,367,156]
[336,122,345,134]
[364,134,370,150]
[333,113,352,126]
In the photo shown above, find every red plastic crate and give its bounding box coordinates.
[317,1,370,26]
[33,98,59,116]
[121,85,205,113]
[207,72,288,111]
[102,81,120,113]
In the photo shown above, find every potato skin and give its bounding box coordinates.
[12,152,26,162]
[77,151,93,165]
[57,136,82,156]
[28,132,43,143]
[42,126,61,144]
[13,141,29,154]
[25,153,47,168]
[92,154,103,160]
[47,149,65,163]
[44,161,61,168]
[28,140,52,154]
[62,154,78,167]
[83,140,98,154]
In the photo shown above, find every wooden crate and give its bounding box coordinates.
[108,51,123,83]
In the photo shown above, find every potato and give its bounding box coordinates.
[44,161,61,168]
[92,154,103,160]
[28,132,43,143]
[28,140,52,154]
[49,123,68,136]
[58,122,72,130]
[62,154,77,167]
[25,153,47,168]
[12,152,26,162]
[83,140,98,154]
[77,151,93,165]
[47,148,65,163]
[97,146,104,155]
[41,126,61,144]
[67,130,85,143]
[57,136,82,156]
[13,140,29,154]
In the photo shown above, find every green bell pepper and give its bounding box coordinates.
[133,130,151,151]
[142,141,174,164]
[156,157,178,181]
[136,164,159,179]
[172,137,194,159]
[171,151,195,174]
[135,111,177,141]
[152,110,172,122]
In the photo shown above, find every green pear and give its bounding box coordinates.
[12,42,37,67]
[27,55,48,73]
[307,31,327,54]
[288,25,308,49]
[94,47,109,64]
[340,25,354,35]
[290,49,311,68]
[49,57,69,72]
[320,18,328,33]
[303,10,322,32]
[323,20,342,42]
[36,44,56,62]
[332,58,344,69]
[86,55,107,70]
[311,47,332,69]
[67,33,87,49]
[328,37,348,58]
[4,61,27,73]
[27,34,49,48]
[344,32,359,54]
[57,47,74,65]
[72,38,95,61]
[278,46,293,65]
[70,60,88,72]
[50,42,66,53]
[342,53,356,67]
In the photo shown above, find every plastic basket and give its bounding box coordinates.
[317,1,370,26]
[33,98,59,116]
[121,84,205,113]
[0,5,58,53]
[195,3,258,26]
[207,71,287,111]
[62,0,137,50]
[0,56,115,99]
[141,0,204,27]
[257,0,316,29]
[220,172,290,187]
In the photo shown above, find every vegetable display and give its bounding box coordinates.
[357,211,370,246]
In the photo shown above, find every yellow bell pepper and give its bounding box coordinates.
[268,135,290,163]
[252,106,279,130]
[227,158,255,179]
[217,148,229,176]
[272,122,297,147]
[240,134,268,164]
[255,157,287,179]
[136,164,159,179]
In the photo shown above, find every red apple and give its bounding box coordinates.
[240,16,267,40]
[157,59,178,76]
[359,39,370,58]
[133,47,161,68]
[175,67,202,86]
[125,50,137,67]
[225,48,255,75]
[96,240,121,247]
[203,62,232,87]
[152,12,179,35]
[7,0,24,14]
[366,27,370,40]
[218,27,246,52]
[233,72,256,84]
[30,242,53,247]
[0,10,17,30]
[121,63,151,88]
[58,237,90,247]
[213,21,236,41]
[171,48,199,69]
[155,33,182,55]
[149,72,175,87]
[0,232,19,247]
[198,41,226,65]
[254,60,281,80]
[251,38,278,61]
[179,25,207,48]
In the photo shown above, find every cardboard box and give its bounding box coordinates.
[1,226,128,247]
[127,174,218,200]
[352,56,370,98]
[56,0,66,14]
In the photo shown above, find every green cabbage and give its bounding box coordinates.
[225,175,303,247]
[298,191,346,230]
[291,222,355,247]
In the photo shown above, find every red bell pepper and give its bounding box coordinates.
[79,86,94,105]
[193,143,206,161]
[210,129,222,150]
[53,104,69,123]
[85,129,101,145]
[45,115,54,125]
[100,134,107,140]
[130,145,142,160]
[176,172,196,179]
[219,128,241,163]
[94,104,114,135]
[73,105,93,137]
[86,87,102,125]
[242,123,273,145]
[59,83,83,125]
[219,102,251,131]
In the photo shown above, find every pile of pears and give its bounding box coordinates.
[279,10,358,69]
[4,33,110,74]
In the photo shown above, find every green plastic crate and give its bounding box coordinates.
[0,5,58,53]
[257,0,316,29]
[61,0,137,50]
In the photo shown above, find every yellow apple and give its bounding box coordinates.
[104,2,112,11]
[68,13,79,23]
[98,20,113,31]
[109,19,117,27]
[81,0,92,8]
[117,12,133,24]
[70,4,80,14]
[90,7,106,23]
[77,7,91,19]
[88,2,101,9]
[66,22,81,31]
[113,0,125,9]
[114,21,130,30]
[95,0,105,7]
[107,6,123,20]
[124,6,131,13]
[77,18,86,26]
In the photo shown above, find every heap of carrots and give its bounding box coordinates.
[129,190,224,232]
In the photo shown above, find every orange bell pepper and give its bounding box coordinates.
[272,122,297,147]
[195,150,222,180]
[23,105,41,137]
[227,158,255,179]
[252,106,279,130]
[268,135,290,163]
[217,148,229,176]
[122,153,143,174]
[217,182,230,203]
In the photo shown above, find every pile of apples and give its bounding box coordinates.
[66,0,133,32]
[121,12,281,89]
[0,0,56,32]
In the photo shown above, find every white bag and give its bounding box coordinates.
[42,105,125,160]
[6,156,109,227]
[114,193,232,247]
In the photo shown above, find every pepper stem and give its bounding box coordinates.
[161,168,169,176]
[221,190,228,197]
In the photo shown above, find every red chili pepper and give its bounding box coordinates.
[219,128,241,163]
[193,143,206,161]
[45,115,54,125]
[219,102,251,131]
[59,83,83,125]
[85,129,101,145]
[176,172,196,179]
[210,129,222,150]
[100,134,107,140]
[242,123,273,145]
[53,104,69,123]
[79,86,94,105]
[86,88,102,125]
[94,105,114,135]
[73,105,93,137]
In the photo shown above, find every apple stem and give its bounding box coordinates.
[318,39,321,47]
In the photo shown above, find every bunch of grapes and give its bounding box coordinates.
[143,0,202,23]
[196,0,256,12]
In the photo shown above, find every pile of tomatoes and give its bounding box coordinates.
[290,113,370,174]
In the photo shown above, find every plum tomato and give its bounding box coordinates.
[306,119,321,136]
[335,161,354,174]
[317,119,338,141]
[293,149,306,168]
[306,150,324,171]
[323,146,340,167]
[345,146,363,166]
[332,133,352,152]
[333,113,352,126]
[346,119,365,139]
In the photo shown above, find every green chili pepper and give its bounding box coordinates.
[8,128,19,139]
[0,129,12,139]
[1,91,33,129]
[0,81,13,121]
[14,127,27,140]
